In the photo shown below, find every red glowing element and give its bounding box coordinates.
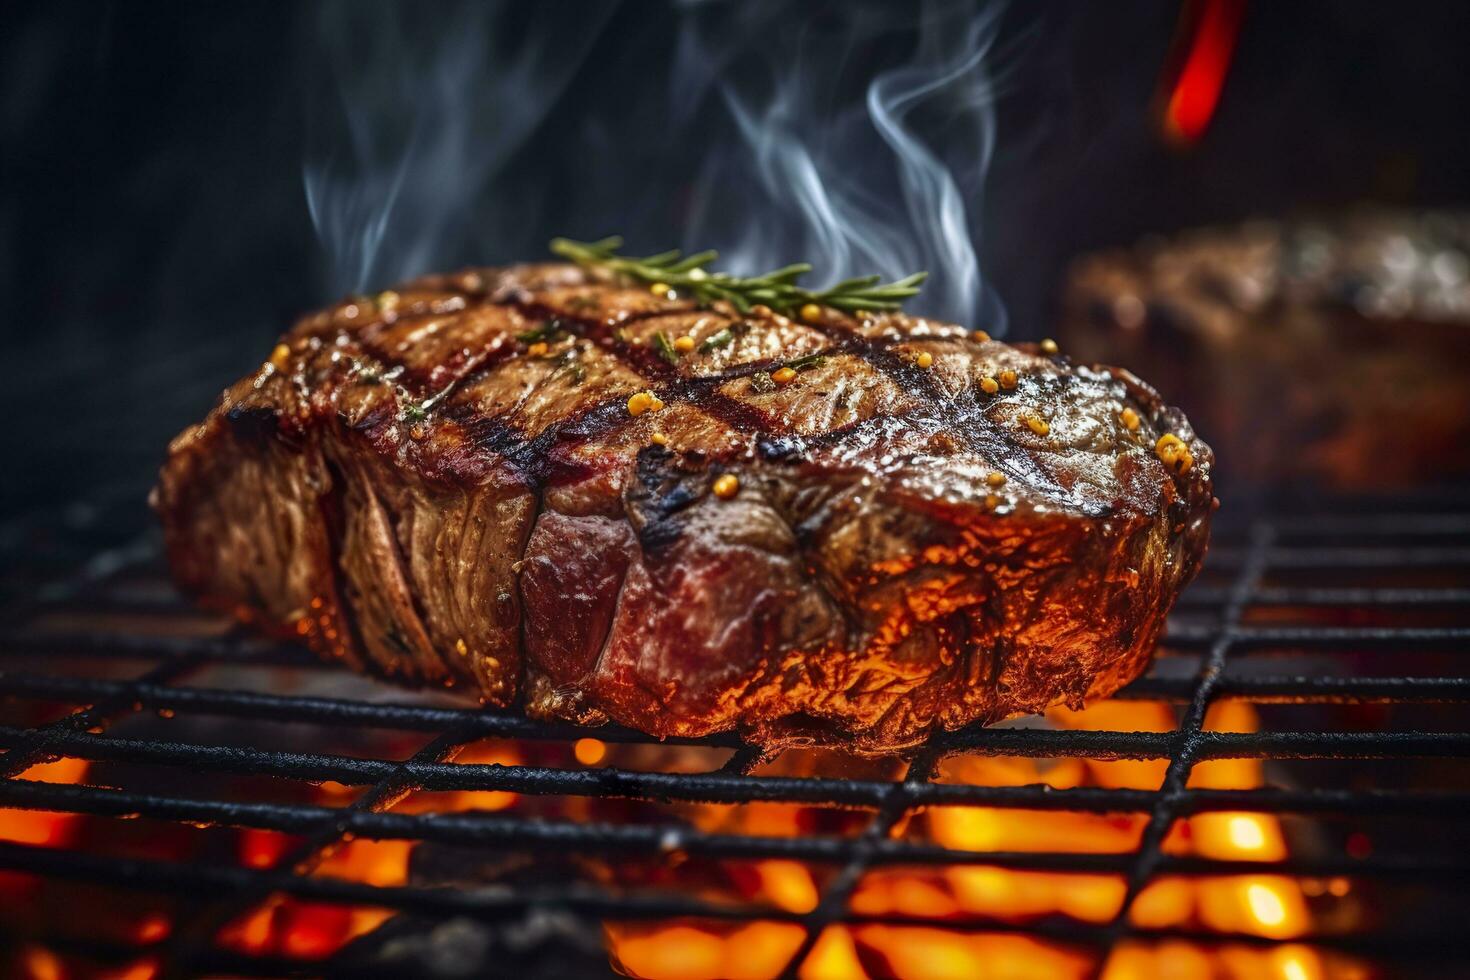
[1162,0,1246,145]
[135,914,172,944]
[239,828,292,870]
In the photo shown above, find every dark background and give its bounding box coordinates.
[2,0,1468,524]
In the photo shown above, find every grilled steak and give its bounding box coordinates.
[155,262,1214,752]
[1060,210,1470,488]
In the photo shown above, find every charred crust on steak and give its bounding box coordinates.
[155,262,1214,752]
[627,446,706,559]
[224,405,282,445]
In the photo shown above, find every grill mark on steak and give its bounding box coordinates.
[225,404,284,446]
[799,315,952,404]
[510,301,781,437]
[338,287,1034,500]
[424,324,934,494]
[625,446,718,566]
[341,288,1171,539]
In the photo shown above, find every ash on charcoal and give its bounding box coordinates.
[330,911,613,979]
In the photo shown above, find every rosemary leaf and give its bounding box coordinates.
[785,353,828,371]
[653,330,680,365]
[698,328,735,353]
[517,318,569,343]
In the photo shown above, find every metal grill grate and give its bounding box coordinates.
[1,490,1468,977]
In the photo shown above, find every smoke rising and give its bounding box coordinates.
[303,0,1011,332]
[302,1,614,294]
[678,0,1009,331]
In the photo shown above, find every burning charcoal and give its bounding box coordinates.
[330,913,613,979]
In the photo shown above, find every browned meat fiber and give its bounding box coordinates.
[155,263,1214,752]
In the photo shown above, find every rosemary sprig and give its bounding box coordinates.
[550,236,927,315]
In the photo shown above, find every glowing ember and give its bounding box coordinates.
[607,922,806,980]
[0,758,91,847]
[0,757,95,925]
[103,959,161,980]
[0,703,1330,977]
[219,892,396,963]
[135,913,171,944]
[1159,0,1246,145]
[21,945,63,980]
[238,827,293,870]
[853,928,1092,980]
[219,794,418,960]
[575,737,608,765]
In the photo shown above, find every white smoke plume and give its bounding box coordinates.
[302,1,615,294]
[676,0,1010,332]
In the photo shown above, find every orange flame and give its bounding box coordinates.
[0,757,94,921]
[0,758,92,848]
[218,835,409,963]
[0,717,1323,975]
[220,741,525,961]
[604,700,1325,979]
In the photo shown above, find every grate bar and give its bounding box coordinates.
[1176,586,1470,607]
[0,629,321,668]
[1108,522,1272,942]
[0,670,744,747]
[1205,545,1470,569]
[1160,625,1470,651]
[6,770,1467,825]
[2,728,1465,803]
[1261,511,1470,537]
[0,655,203,779]
[925,725,1470,759]
[1117,673,1470,702]
[6,670,1467,753]
[0,778,1463,880]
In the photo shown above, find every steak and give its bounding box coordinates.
[154,262,1214,752]
[1060,209,1470,489]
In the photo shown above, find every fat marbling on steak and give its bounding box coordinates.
[154,262,1214,752]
